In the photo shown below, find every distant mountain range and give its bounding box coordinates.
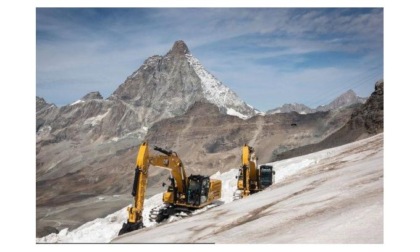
[266,89,367,115]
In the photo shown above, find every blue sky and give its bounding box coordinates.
[36,8,383,112]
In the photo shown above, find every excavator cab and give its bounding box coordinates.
[187,175,210,206]
[259,165,275,189]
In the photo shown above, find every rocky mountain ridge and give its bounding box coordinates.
[267,89,367,115]
[143,101,356,175]
[272,80,383,161]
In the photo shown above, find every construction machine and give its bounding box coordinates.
[233,144,275,200]
[118,142,222,236]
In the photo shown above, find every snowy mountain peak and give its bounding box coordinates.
[110,40,257,119]
[266,103,314,115]
[316,89,364,112]
[167,40,190,56]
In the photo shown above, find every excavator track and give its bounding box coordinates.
[233,190,243,201]
[149,205,192,223]
[148,205,167,223]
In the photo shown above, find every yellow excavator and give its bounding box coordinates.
[233,144,275,200]
[118,142,222,235]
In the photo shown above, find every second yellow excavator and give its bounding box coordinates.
[118,142,222,235]
[233,144,275,200]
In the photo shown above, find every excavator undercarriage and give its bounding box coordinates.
[148,174,217,223]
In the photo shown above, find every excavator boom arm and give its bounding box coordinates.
[149,154,187,194]
[119,142,190,235]
[236,144,258,198]
[118,142,150,235]
[132,142,149,217]
[242,144,257,180]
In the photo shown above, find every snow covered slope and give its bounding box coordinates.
[37,133,383,243]
[185,53,258,118]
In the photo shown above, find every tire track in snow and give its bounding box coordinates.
[249,116,264,146]
[192,182,325,242]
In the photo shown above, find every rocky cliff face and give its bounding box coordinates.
[348,80,383,134]
[37,96,55,112]
[36,97,58,132]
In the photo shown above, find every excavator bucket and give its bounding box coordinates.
[118,221,144,236]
